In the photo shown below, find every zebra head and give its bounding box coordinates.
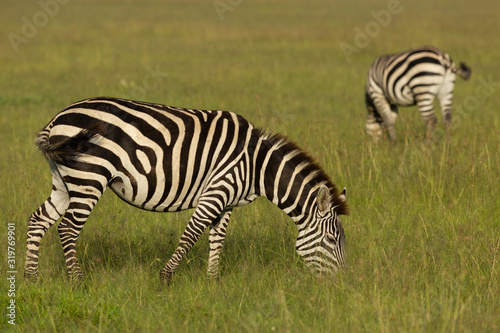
[295,185,347,273]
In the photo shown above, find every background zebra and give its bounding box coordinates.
[26,97,348,284]
[365,46,471,143]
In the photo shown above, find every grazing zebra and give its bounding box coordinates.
[25,97,348,284]
[365,46,471,143]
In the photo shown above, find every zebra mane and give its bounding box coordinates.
[255,128,349,216]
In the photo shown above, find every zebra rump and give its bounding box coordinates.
[35,124,103,163]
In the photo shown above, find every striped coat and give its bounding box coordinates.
[26,97,348,283]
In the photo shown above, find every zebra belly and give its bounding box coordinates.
[386,83,414,106]
[108,173,200,212]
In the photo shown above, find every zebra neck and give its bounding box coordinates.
[253,135,321,222]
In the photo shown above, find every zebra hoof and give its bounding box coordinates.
[68,270,84,284]
[24,271,39,281]
[207,274,220,284]
[160,269,173,285]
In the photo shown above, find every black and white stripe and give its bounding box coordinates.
[25,97,348,283]
[365,46,471,142]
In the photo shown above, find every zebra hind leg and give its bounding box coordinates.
[423,114,438,143]
[416,96,438,143]
[437,88,454,142]
[25,171,70,278]
[207,209,233,281]
[57,183,105,282]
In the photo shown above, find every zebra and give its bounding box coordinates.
[25,97,348,284]
[365,46,471,143]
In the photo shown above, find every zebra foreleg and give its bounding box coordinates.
[207,209,233,280]
[25,173,70,279]
[160,200,222,285]
[372,95,397,143]
[365,112,383,141]
[382,111,398,144]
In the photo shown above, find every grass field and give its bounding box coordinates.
[1,0,499,331]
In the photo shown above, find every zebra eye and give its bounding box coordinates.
[325,234,337,245]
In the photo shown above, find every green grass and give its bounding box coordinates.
[1,0,499,331]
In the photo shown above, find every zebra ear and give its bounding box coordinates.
[317,185,330,213]
[338,187,347,203]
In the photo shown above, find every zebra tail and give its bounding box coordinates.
[35,124,102,163]
[456,62,471,80]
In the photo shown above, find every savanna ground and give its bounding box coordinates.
[0,0,499,331]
